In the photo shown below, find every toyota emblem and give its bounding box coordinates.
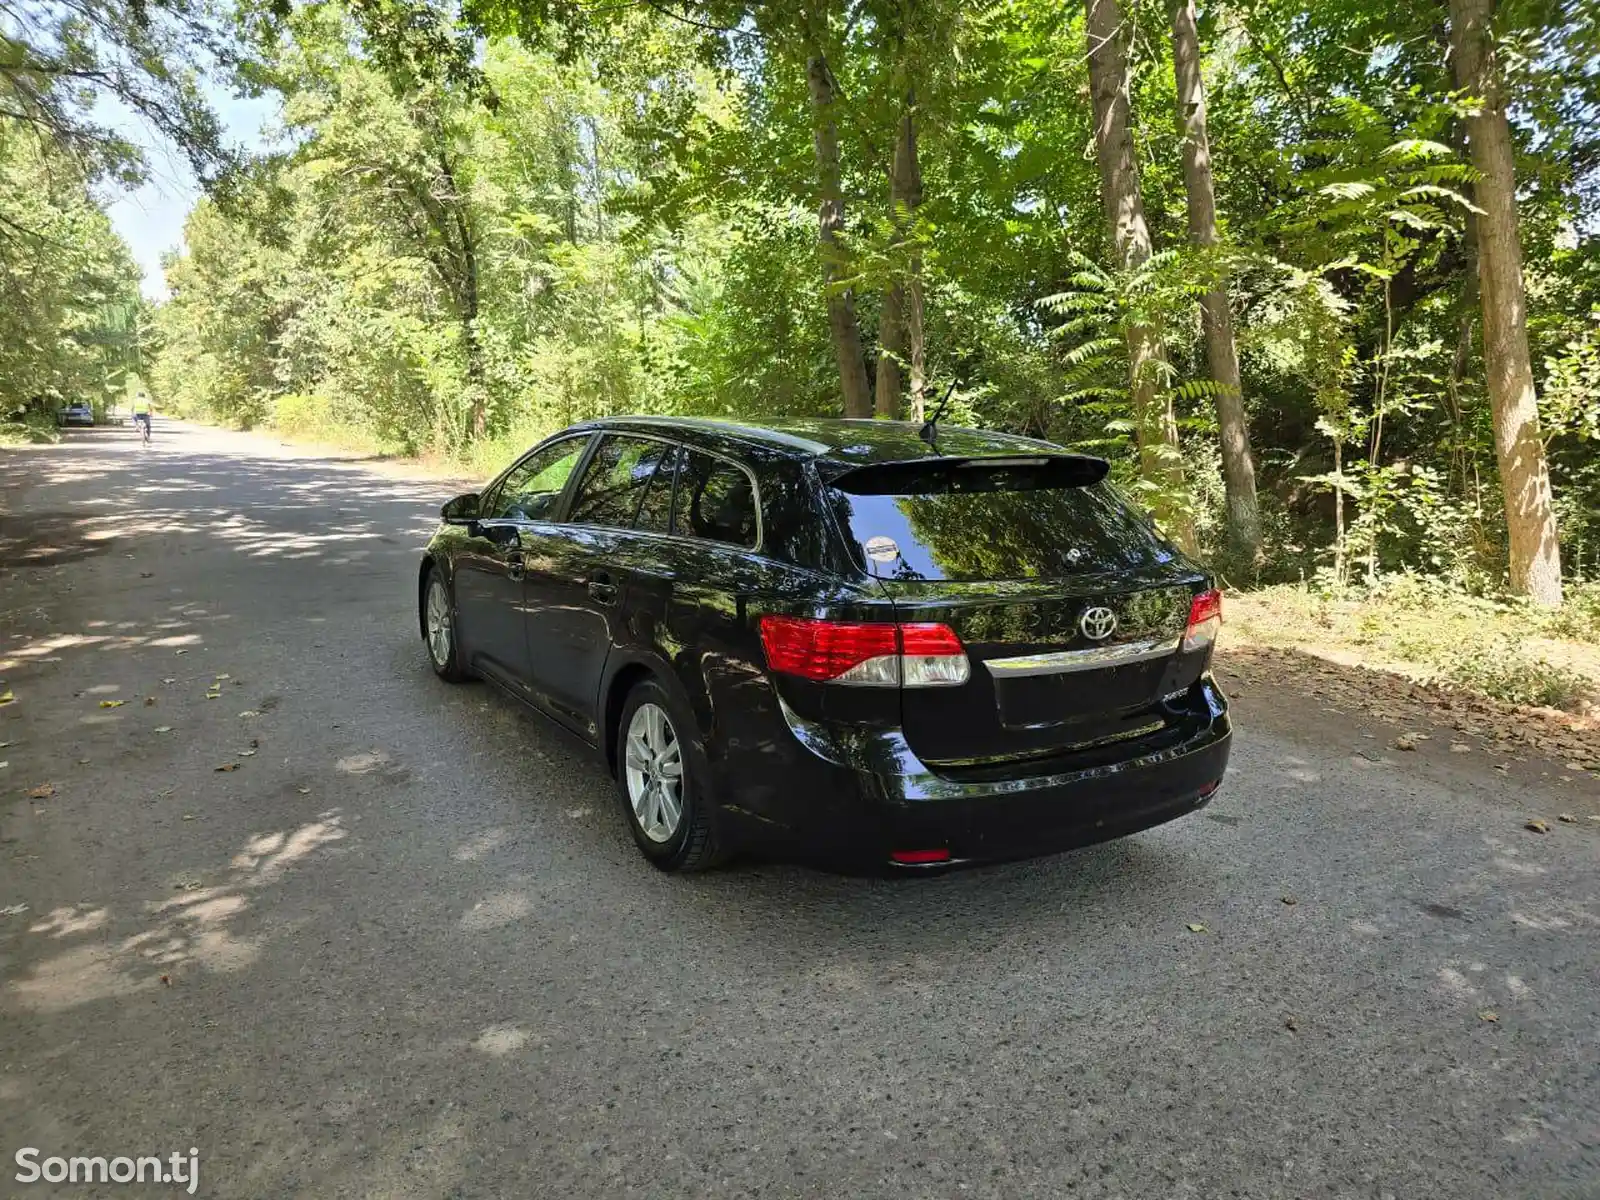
[1079,606,1117,641]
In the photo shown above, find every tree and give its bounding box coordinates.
[0,135,141,415]
[1170,0,1260,563]
[1448,0,1563,605]
[1083,0,1196,553]
[803,29,873,418]
[0,0,227,196]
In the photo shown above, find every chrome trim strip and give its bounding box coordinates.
[983,636,1181,678]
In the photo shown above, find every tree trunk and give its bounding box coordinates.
[876,282,905,418]
[1447,201,1479,498]
[1448,0,1562,605]
[1171,0,1260,564]
[906,273,926,421]
[1085,0,1196,554]
[805,51,873,419]
[876,98,923,420]
[437,149,486,441]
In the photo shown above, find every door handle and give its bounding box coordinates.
[507,552,525,583]
[587,573,618,604]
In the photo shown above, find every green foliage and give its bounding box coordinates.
[1423,636,1590,710]
[130,0,1600,610]
[0,136,143,418]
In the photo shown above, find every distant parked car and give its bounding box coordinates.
[417,416,1231,873]
[58,403,94,427]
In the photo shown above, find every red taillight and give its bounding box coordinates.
[758,616,969,687]
[897,623,963,655]
[757,616,897,682]
[890,848,952,865]
[1184,588,1223,653]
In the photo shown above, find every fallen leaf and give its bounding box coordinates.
[1449,742,1471,753]
[159,973,171,986]
[97,699,126,709]
[1281,895,1298,906]
[1284,1015,1298,1032]
[1557,813,1577,824]
[214,673,230,681]
[1186,922,1207,934]
[0,762,7,770]
[26,784,54,799]
[238,749,256,757]
[0,690,14,706]
[0,904,28,917]
[0,741,10,749]
[144,696,156,706]
[1478,1010,1498,1023]
[153,725,173,734]
[214,762,240,772]
[1525,819,1549,834]
[237,710,259,719]
[161,678,175,685]
[296,786,311,794]
[1394,733,1420,751]
[174,649,188,655]
[140,571,153,578]
[181,814,196,821]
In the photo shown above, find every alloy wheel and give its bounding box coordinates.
[624,702,683,843]
[426,577,452,667]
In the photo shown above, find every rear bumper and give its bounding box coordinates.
[720,677,1231,871]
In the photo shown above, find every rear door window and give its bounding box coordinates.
[827,459,1172,581]
[568,436,676,529]
[674,451,759,549]
[633,445,680,534]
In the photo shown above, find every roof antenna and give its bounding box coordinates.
[918,381,958,448]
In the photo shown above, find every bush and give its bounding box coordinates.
[272,393,393,456]
[1541,582,1600,643]
[0,410,62,445]
[1426,636,1590,710]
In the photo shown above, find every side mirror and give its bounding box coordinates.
[441,492,480,524]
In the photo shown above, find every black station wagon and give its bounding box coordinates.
[418,417,1231,872]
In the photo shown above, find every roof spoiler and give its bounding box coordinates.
[826,454,1110,495]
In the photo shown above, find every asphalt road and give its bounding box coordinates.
[2,420,1597,1200]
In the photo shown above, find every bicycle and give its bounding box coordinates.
[134,412,151,443]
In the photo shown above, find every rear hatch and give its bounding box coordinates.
[825,455,1211,768]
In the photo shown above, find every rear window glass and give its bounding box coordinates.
[674,451,758,548]
[828,466,1172,581]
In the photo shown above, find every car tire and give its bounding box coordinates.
[423,566,471,682]
[615,678,724,872]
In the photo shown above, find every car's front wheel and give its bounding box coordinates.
[616,679,722,872]
[423,567,470,682]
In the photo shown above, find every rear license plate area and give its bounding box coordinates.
[995,660,1167,731]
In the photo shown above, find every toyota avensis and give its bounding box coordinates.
[418,416,1231,872]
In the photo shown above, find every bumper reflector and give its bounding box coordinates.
[890,848,953,865]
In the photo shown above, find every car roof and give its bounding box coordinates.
[575,415,1066,467]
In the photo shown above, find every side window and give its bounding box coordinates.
[674,450,759,549]
[568,436,675,529]
[483,436,589,522]
[633,445,679,534]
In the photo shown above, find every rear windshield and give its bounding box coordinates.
[827,463,1174,581]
